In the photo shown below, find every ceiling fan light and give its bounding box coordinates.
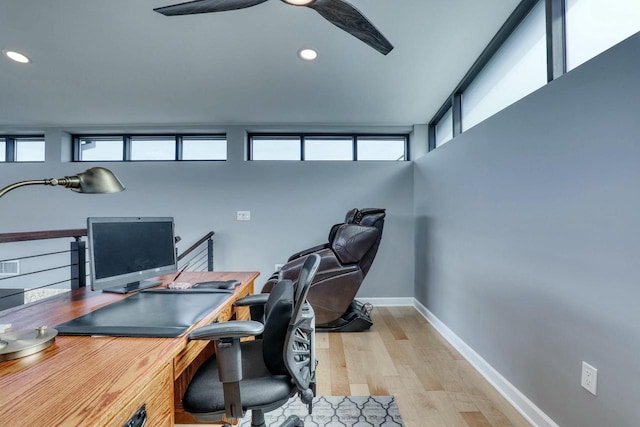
[283,0,314,5]
[3,50,30,64]
[298,48,318,61]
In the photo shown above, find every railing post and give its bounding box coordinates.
[207,237,214,271]
[70,237,86,289]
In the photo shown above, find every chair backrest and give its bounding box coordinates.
[291,254,321,327]
[284,254,320,403]
[261,279,294,375]
[261,254,320,376]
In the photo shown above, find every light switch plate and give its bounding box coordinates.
[236,211,251,221]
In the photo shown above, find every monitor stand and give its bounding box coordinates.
[102,280,163,294]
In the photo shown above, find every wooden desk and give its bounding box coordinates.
[0,271,259,426]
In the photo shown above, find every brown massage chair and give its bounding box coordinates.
[262,208,386,332]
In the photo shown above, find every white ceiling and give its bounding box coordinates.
[0,0,521,128]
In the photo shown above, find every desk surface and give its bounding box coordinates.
[0,271,259,427]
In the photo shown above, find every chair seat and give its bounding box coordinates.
[183,340,295,418]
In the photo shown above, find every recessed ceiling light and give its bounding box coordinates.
[298,48,318,61]
[3,50,31,64]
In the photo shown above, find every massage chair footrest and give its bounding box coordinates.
[316,300,373,332]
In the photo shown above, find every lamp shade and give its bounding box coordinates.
[69,167,125,194]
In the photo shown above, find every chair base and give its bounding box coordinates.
[317,300,373,332]
[248,409,304,427]
[281,415,305,427]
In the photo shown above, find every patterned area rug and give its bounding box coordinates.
[238,395,404,426]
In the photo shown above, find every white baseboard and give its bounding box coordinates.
[412,299,558,427]
[357,297,415,306]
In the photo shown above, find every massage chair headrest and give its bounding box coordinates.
[355,208,386,227]
[344,208,359,224]
[331,224,379,265]
[329,208,386,242]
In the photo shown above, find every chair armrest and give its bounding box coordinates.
[287,243,330,262]
[189,320,264,341]
[234,294,269,307]
[189,320,263,419]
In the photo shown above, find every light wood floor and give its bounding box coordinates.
[314,306,532,427]
[179,306,532,427]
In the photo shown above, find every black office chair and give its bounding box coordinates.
[181,254,321,427]
[263,208,385,332]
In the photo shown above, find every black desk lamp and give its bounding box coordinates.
[0,167,125,361]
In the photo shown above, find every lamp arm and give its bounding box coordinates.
[0,177,80,198]
[0,180,47,198]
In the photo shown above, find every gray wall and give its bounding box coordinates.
[414,34,640,427]
[0,126,415,296]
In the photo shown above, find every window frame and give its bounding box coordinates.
[564,0,640,72]
[303,136,355,161]
[72,134,227,162]
[1,135,46,162]
[427,0,564,150]
[247,133,409,161]
[461,0,548,133]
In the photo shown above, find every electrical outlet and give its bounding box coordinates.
[581,361,598,395]
[236,211,251,221]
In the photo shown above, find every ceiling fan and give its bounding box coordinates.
[154,0,394,55]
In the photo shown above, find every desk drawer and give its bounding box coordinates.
[109,362,173,427]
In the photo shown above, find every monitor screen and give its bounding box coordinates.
[88,217,177,293]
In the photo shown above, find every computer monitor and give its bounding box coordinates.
[88,217,177,293]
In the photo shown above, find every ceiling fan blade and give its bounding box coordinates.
[306,0,393,55]
[154,0,269,16]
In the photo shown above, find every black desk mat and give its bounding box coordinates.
[56,289,233,338]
